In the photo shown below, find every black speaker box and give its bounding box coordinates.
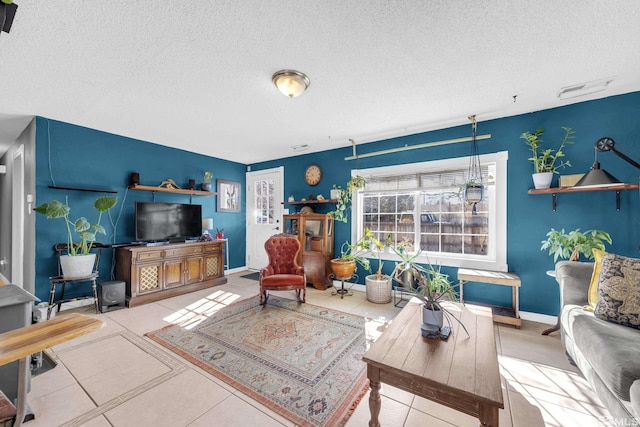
[130,172,140,186]
[97,281,126,313]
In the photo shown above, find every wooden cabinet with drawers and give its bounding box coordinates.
[115,241,227,307]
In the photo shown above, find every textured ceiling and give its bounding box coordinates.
[1,1,639,163]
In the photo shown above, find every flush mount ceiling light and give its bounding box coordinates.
[557,78,612,100]
[272,70,310,98]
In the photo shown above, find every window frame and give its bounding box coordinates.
[351,151,508,271]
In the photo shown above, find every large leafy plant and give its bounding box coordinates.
[35,196,118,256]
[541,228,612,262]
[521,127,574,174]
[328,175,366,223]
[335,227,382,273]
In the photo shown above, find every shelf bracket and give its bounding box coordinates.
[552,193,557,212]
[616,190,621,211]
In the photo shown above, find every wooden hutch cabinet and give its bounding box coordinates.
[115,241,227,307]
[283,213,334,290]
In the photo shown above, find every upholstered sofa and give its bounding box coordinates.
[556,260,640,423]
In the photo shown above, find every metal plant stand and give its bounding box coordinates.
[393,285,417,308]
[330,273,358,299]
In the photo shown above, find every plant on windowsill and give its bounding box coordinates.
[521,127,574,189]
[327,175,366,223]
[34,196,118,278]
[541,228,612,262]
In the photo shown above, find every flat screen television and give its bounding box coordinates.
[135,201,202,242]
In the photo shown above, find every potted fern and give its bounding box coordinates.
[521,127,574,189]
[35,195,118,277]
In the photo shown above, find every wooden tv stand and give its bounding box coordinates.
[115,241,227,307]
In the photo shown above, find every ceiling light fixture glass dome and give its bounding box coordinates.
[272,70,310,98]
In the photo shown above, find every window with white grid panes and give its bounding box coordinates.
[354,151,507,271]
[254,179,275,225]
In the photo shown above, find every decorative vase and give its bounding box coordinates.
[365,274,392,303]
[201,183,212,192]
[59,254,96,279]
[532,172,553,189]
[330,259,356,279]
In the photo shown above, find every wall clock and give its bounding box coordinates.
[304,164,322,186]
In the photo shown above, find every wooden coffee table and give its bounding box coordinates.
[362,299,504,427]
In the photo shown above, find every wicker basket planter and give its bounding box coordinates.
[365,274,392,304]
[330,259,356,279]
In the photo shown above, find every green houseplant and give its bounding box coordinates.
[540,228,612,262]
[328,175,366,223]
[35,195,118,277]
[201,171,213,191]
[393,257,469,337]
[330,227,376,278]
[521,127,574,189]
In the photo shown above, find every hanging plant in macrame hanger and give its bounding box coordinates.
[464,115,484,215]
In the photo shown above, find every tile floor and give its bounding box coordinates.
[22,272,610,427]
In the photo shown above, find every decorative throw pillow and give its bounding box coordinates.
[585,249,606,312]
[594,253,640,329]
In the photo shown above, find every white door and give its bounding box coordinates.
[246,167,284,270]
[11,145,24,287]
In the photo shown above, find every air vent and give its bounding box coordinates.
[558,78,612,100]
[291,144,309,152]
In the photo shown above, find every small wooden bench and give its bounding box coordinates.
[0,313,104,427]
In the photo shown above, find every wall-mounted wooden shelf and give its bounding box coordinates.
[282,199,337,206]
[528,183,639,211]
[128,184,216,202]
[49,185,118,194]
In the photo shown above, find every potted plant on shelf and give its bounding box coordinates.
[541,228,612,262]
[201,171,213,191]
[327,175,366,223]
[521,127,574,189]
[34,195,118,278]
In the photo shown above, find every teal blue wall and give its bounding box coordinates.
[34,117,246,302]
[253,91,640,316]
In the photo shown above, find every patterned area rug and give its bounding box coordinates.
[147,296,369,427]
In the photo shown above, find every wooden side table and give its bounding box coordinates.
[458,268,522,328]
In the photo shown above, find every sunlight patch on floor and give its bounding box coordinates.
[499,354,608,426]
[163,290,242,329]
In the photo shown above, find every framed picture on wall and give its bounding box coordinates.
[217,179,241,212]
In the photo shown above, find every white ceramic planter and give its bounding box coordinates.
[59,253,96,278]
[532,172,553,189]
[365,275,392,303]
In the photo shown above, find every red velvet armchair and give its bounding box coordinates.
[259,235,306,305]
